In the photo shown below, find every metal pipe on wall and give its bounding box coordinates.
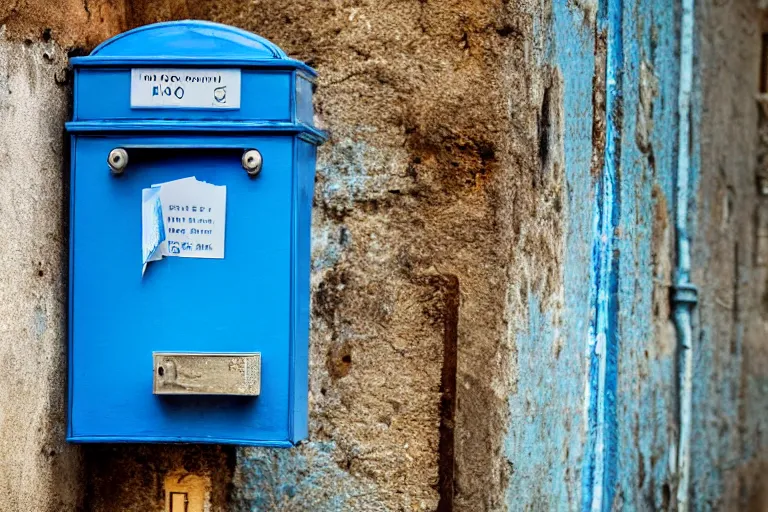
[673,0,697,509]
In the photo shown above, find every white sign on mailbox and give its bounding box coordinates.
[142,177,227,275]
[130,68,241,109]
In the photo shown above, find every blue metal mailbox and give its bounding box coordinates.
[65,21,325,445]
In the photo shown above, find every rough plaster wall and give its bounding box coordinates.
[692,0,768,509]
[0,33,82,511]
[0,0,125,49]
[20,0,546,509]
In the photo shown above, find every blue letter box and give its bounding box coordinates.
[66,21,325,445]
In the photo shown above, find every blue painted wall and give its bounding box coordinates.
[505,0,766,510]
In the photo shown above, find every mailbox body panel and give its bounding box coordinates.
[68,135,305,444]
[291,139,317,440]
[66,20,324,446]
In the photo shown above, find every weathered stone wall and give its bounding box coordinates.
[0,0,766,511]
[0,34,82,512]
[692,0,768,509]
[1,1,537,509]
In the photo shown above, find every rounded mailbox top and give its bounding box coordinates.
[71,20,316,76]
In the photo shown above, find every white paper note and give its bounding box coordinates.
[142,177,227,274]
[141,186,165,274]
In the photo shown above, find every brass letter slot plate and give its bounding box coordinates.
[153,352,261,396]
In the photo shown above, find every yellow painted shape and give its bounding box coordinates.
[164,472,211,512]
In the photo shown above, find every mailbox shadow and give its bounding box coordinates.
[156,394,258,414]
[127,147,243,166]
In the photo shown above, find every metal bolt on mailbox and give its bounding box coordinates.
[66,21,326,445]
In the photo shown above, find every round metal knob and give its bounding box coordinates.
[107,148,129,175]
[242,149,263,177]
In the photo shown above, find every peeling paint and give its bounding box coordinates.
[583,0,622,508]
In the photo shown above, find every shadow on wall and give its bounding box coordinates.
[83,444,236,510]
